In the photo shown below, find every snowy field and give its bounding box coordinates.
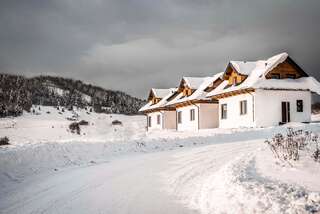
[1,106,320,214]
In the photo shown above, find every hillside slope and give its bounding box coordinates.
[0,74,145,117]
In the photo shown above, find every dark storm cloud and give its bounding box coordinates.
[0,0,320,98]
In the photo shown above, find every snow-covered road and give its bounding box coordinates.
[0,140,260,214]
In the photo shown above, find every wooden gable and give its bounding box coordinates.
[147,90,161,105]
[265,57,308,79]
[178,79,194,97]
[223,63,247,86]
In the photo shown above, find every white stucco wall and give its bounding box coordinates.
[199,103,219,129]
[176,105,199,131]
[218,89,312,128]
[176,103,219,131]
[146,110,177,131]
[218,93,255,128]
[255,89,311,127]
[146,112,162,131]
[162,110,177,129]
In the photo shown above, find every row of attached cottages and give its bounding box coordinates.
[139,53,320,131]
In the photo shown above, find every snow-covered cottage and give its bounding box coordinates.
[165,73,223,131]
[139,88,177,131]
[207,53,320,128]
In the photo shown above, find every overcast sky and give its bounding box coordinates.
[1,0,320,98]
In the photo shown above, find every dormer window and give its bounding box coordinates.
[152,98,160,105]
[233,77,237,85]
[271,73,280,79]
[286,74,296,79]
[182,88,193,97]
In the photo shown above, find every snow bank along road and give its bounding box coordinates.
[1,123,320,213]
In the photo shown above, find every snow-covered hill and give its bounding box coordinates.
[1,109,320,214]
[0,73,145,117]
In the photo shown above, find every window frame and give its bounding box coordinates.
[297,100,303,112]
[190,109,195,121]
[286,74,296,79]
[271,73,280,79]
[157,114,161,125]
[221,104,227,119]
[177,111,182,124]
[240,100,248,115]
[233,77,237,85]
[148,116,152,127]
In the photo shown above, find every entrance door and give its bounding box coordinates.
[282,102,291,123]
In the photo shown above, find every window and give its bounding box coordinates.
[271,73,280,79]
[297,100,303,112]
[190,109,195,121]
[148,116,152,127]
[233,77,237,85]
[221,104,227,119]
[178,111,182,124]
[157,114,161,125]
[240,100,247,115]
[286,74,296,79]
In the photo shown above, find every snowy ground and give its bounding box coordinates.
[1,106,320,214]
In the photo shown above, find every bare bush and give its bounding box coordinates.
[313,149,320,162]
[265,127,320,163]
[69,122,80,135]
[0,137,10,146]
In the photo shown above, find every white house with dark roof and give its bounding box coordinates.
[165,73,224,131]
[207,53,320,128]
[139,88,177,131]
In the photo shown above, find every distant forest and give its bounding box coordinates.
[0,73,145,117]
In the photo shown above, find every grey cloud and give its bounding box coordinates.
[0,0,319,98]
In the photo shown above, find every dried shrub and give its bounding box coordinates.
[313,149,320,162]
[265,127,320,163]
[0,137,10,146]
[69,122,80,135]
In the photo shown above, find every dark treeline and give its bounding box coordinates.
[0,74,145,117]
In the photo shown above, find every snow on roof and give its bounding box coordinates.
[254,77,320,95]
[165,72,223,106]
[206,52,320,97]
[182,77,208,89]
[139,88,177,112]
[229,61,257,76]
[152,88,173,98]
[229,52,289,76]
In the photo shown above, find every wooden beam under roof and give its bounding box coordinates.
[209,88,255,99]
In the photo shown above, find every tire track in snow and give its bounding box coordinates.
[162,140,262,213]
